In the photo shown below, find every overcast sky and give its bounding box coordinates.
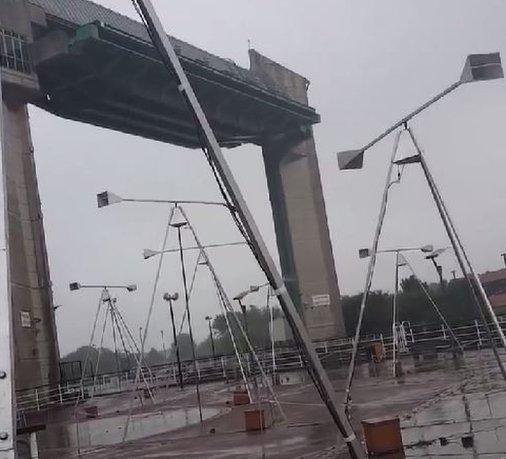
[29,0,506,355]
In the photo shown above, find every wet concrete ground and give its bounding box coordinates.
[401,350,506,458]
[37,349,506,458]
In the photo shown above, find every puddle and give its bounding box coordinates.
[402,390,506,457]
[277,370,309,386]
[68,407,222,447]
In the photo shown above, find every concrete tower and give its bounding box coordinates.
[250,51,345,340]
[0,0,59,391]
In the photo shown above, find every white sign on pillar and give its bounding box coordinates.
[0,69,16,459]
[311,294,331,308]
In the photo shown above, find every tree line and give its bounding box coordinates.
[62,276,478,376]
[342,276,479,335]
[62,305,282,377]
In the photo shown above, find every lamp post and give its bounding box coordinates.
[233,291,255,376]
[162,292,183,389]
[233,292,252,343]
[97,191,230,209]
[69,282,137,292]
[160,330,168,362]
[501,253,506,268]
[69,282,139,393]
[234,283,277,380]
[172,217,203,422]
[97,192,234,413]
[359,244,434,377]
[338,52,506,397]
[337,53,503,170]
[425,248,449,288]
[205,316,216,358]
[143,241,246,259]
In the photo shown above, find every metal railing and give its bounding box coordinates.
[0,28,31,74]
[15,316,506,417]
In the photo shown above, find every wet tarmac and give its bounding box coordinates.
[70,406,223,447]
[403,383,506,457]
[34,348,506,458]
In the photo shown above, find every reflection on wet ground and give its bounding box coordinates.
[401,349,506,458]
[71,406,222,448]
[403,391,506,458]
[35,349,506,458]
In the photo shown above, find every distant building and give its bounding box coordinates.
[480,268,506,315]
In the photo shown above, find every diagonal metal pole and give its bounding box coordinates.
[177,207,252,403]
[179,206,285,418]
[214,282,251,401]
[112,304,154,396]
[392,251,400,377]
[406,127,506,382]
[123,204,174,442]
[344,129,403,412]
[426,158,506,348]
[402,257,463,352]
[174,208,203,423]
[109,302,122,389]
[167,296,184,389]
[361,83,460,154]
[132,1,365,456]
[91,305,110,397]
[77,288,106,401]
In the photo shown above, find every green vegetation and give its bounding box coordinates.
[62,277,477,376]
[342,276,478,335]
[61,305,281,376]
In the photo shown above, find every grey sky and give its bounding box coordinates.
[29,0,506,354]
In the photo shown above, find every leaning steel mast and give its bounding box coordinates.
[131,1,365,457]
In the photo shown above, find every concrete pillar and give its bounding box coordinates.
[250,50,345,340]
[2,100,59,390]
[1,0,59,391]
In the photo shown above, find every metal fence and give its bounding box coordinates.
[0,28,31,74]
[15,316,506,417]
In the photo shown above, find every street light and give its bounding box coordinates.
[69,280,140,396]
[338,52,505,409]
[143,241,247,259]
[233,282,278,381]
[97,191,230,209]
[171,217,204,423]
[69,282,137,292]
[501,252,506,268]
[205,316,216,358]
[233,294,250,341]
[162,292,183,389]
[97,193,230,424]
[160,330,168,362]
[358,244,434,259]
[425,248,450,288]
[337,52,503,170]
[234,282,270,301]
[233,283,271,341]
